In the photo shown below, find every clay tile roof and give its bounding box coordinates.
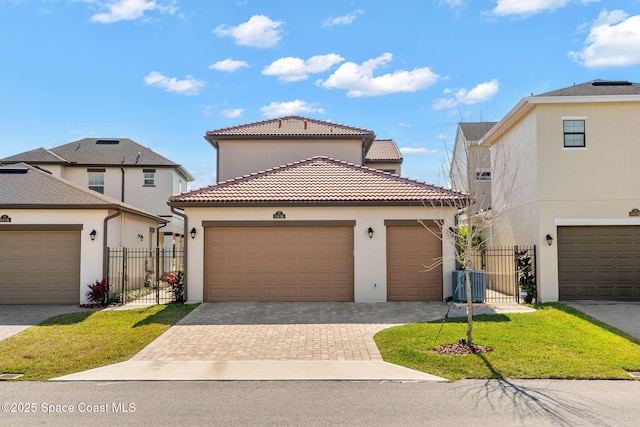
[0,163,163,221]
[365,139,403,162]
[535,80,640,97]
[205,116,375,145]
[169,156,467,207]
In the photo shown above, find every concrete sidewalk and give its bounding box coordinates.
[51,360,448,382]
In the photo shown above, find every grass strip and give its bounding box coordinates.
[374,303,640,381]
[0,304,197,381]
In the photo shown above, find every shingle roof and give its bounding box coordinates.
[365,139,403,162]
[535,80,640,97]
[1,148,67,164]
[459,122,497,142]
[1,138,193,180]
[205,116,375,146]
[169,156,467,207]
[0,163,163,221]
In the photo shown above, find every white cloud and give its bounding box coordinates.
[569,10,640,68]
[489,0,596,17]
[322,9,364,27]
[432,79,500,110]
[143,71,205,95]
[263,54,344,82]
[399,147,439,155]
[260,100,325,117]
[221,108,244,118]
[209,58,249,72]
[81,0,177,24]
[318,53,438,97]
[213,15,284,48]
[434,0,465,8]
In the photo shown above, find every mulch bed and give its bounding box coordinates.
[432,342,493,356]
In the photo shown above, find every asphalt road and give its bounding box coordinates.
[0,380,638,426]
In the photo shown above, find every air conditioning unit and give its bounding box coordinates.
[452,270,486,303]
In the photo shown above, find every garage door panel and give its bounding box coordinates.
[387,225,442,301]
[0,230,80,304]
[205,226,354,302]
[558,226,640,301]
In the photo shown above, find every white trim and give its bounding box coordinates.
[555,218,640,226]
[561,147,588,151]
[561,116,587,120]
[530,95,640,104]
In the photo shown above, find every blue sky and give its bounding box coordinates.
[1,0,639,189]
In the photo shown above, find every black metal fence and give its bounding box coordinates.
[106,246,184,305]
[463,245,537,303]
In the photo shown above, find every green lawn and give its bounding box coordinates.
[0,304,197,381]
[375,303,640,381]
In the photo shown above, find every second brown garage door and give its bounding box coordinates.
[558,226,640,300]
[386,222,442,301]
[204,223,354,302]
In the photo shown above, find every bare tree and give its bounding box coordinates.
[424,122,519,344]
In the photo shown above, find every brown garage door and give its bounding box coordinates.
[386,222,442,301]
[558,226,640,300]
[0,229,81,304]
[204,223,354,302]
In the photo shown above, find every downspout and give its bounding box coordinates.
[171,206,188,302]
[157,221,167,247]
[120,158,125,202]
[103,209,122,280]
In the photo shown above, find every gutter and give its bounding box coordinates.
[102,209,122,280]
[171,206,189,302]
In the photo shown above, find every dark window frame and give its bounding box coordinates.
[563,119,586,148]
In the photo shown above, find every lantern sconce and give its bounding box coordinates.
[367,227,374,239]
[138,234,144,242]
[89,229,97,241]
[546,234,553,246]
[190,227,197,239]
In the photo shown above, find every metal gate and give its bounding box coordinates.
[106,246,184,305]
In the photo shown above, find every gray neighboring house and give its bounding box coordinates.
[0,163,164,304]
[1,138,194,246]
[449,122,496,214]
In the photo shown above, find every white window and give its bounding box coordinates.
[563,119,586,148]
[143,169,155,186]
[88,169,105,194]
[475,168,491,181]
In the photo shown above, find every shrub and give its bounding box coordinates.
[86,279,108,305]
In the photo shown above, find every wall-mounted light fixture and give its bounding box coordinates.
[367,227,374,239]
[546,234,553,246]
[190,227,197,239]
[138,234,144,242]
[89,229,97,241]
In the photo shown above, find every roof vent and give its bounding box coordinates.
[0,166,28,174]
[304,120,308,129]
[591,80,632,86]
[96,139,120,145]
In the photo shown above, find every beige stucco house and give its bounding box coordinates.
[482,80,640,302]
[0,163,164,304]
[449,122,496,214]
[171,116,466,303]
[1,138,193,246]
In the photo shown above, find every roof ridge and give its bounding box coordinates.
[205,115,375,135]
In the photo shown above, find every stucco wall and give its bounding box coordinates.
[217,139,363,182]
[183,205,458,303]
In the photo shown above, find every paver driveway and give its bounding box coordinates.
[132,302,450,362]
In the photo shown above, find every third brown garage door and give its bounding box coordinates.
[386,221,442,300]
[204,222,354,302]
[558,226,640,300]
